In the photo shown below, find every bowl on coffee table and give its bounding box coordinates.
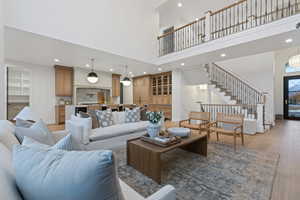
[167,127,191,138]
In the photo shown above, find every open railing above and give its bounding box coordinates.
[158,0,300,56]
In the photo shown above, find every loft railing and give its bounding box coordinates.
[207,63,265,105]
[158,0,300,56]
[158,17,206,56]
[201,104,258,120]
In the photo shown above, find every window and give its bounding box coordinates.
[285,62,300,73]
[7,66,30,120]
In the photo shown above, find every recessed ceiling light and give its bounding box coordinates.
[285,38,293,43]
[158,67,162,71]
[54,58,60,63]
[220,53,226,57]
[143,72,147,74]
[109,68,114,72]
[129,71,133,74]
[85,64,90,67]
[177,2,183,7]
[196,18,199,21]
[181,63,185,66]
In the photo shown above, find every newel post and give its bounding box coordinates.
[204,11,212,41]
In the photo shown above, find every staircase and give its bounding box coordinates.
[203,63,267,132]
[204,63,265,106]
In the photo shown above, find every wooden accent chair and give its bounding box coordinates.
[208,113,244,151]
[179,112,210,134]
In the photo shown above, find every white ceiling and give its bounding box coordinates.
[4,27,159,76]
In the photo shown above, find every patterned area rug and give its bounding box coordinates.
[115,142,279,200]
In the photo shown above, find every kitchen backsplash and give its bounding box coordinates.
[76,88,110,104]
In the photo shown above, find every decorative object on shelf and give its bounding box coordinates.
[146,111,163,138]
[121,65,131,86]
[87,58,99,84]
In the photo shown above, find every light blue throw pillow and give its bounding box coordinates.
[13,145,124,200]
[22,134,82,151]
[15,120,55,145]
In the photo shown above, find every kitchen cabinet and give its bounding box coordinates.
[112,74,121,97]
[150,72,172,104]
[133,76,151,106]
[55,105,65,124]
[55,66,74,97]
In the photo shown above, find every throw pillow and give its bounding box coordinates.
[87,110,100,129]
[22,134,82,151]
[125,108,140,123]
[70,115,92,145]
[14,120,55,145]
[15,118,33,128]
[0,143,23,200]
[96,110,114,127]
[0,120,20,151]
[13,145,124,200]
[140,107,148,121]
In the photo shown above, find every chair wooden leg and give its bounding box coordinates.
[216,132,219,141]
[233,134,237,151]
[241,132,245,146]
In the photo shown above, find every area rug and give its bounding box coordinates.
[115,142,279,200]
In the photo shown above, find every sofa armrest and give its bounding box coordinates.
[65,120,84,144]
[52,130,69,143]
[146,185,176,200]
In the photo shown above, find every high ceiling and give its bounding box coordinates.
[4,27,159,76]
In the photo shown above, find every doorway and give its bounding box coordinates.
[284,75,300,120]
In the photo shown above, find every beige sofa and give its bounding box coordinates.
[0,120,176,200]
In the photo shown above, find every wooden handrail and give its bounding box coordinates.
[157,17,205,39]
[211,0,247,15]
[212,63,263,96]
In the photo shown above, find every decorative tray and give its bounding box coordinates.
[141,133,181,147]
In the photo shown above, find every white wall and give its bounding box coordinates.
[217,52,275,124]
[6,61,56,124]
[158,0,236,30]
[274,46,300,116]
[4,0,159,63]
[172,67,225,121]
[0,0,6,119]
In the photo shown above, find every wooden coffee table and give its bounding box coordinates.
[127,132,207,184]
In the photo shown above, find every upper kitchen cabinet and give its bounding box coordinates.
[133,75,151,106]
[112,74,121,97]
[55,66,74,97]
[151,72,172,104]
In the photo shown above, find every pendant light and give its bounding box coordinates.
[87,58,99,84]
[121,65,131,86]
[289,48,300,68]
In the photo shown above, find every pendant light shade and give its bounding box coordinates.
[121,65,131,86]
[87,58,99,83]
[289,54,300,68]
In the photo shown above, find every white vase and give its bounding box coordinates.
[147,123,161,138]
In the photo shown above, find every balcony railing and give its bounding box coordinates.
[158,0,300,56]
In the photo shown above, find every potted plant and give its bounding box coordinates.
[146,111,163,138]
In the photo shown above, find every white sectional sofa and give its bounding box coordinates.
[0,120,176,200]
[66,111,150,150]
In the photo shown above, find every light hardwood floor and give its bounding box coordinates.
[48,120,300,200]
